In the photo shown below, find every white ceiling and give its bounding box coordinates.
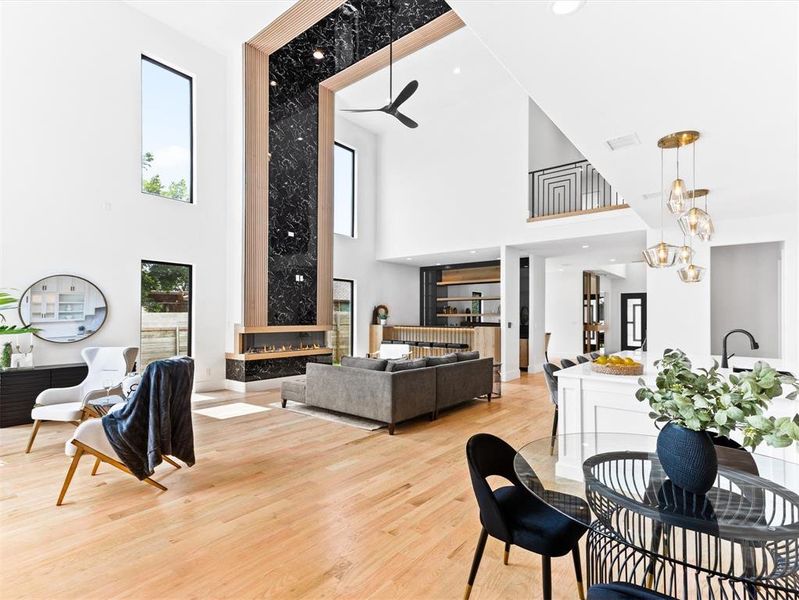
[123,1,295,54]
[337,27,516,135]
[448,0,799,227]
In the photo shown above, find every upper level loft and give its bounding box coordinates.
[528,159,628,222]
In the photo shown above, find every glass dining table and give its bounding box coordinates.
[513,433,799,599]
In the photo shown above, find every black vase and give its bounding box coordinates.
[656,422,718,495]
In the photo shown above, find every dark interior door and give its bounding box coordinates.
[620,293,647,351]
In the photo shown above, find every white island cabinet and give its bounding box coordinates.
[554,352,799,482]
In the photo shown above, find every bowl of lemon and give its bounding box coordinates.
[591,354,643,376]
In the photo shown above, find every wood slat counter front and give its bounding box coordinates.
[369,325,501,363]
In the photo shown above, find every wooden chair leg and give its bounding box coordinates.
[91,457,101,476]
[541,555,552,600]
[143,477,168,491]
[56,446,84,506]
[503,542,510,565]
[572,545,585,600]
[25,420,42,454]
[388,422,395,435]
[549,408,559,456]
[74,441,168,493]
[161,455,181,469]
[464,527,488,600]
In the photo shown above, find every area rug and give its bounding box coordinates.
[193,402,271,420]
[268,400,385,431]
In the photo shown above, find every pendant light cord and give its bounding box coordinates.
[660,147,665,243]
[388,0,393,103]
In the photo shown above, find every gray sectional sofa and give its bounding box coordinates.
[287,354,493,434]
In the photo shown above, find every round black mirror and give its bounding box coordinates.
[18,275,107,343]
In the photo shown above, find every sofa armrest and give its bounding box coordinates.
[435,358,494,411]
[389,366,437,423]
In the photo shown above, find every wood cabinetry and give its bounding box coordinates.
[0,364,87,428]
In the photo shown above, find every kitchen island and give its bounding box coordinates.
[554,352,799,482]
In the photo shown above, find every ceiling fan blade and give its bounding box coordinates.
[341,108,385,113]
[394,111,418,129]
[389,80,418,110]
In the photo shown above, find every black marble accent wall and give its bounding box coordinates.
[267,0,451,325]
[226,355,333,383]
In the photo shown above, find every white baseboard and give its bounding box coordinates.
[224,374,305,393]
[501,368,521,382]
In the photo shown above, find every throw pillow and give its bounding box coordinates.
[426,353,458,366]
[386,358,428,372]
[456,351,480,362]
[341,356,388,371]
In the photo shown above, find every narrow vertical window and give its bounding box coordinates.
[140,261,192,369]
[141,56,193,202]
[332,279,354,361]
[333,142,355,237]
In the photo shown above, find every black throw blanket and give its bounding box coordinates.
[103,356,195,480]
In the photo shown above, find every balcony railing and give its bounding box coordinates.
[528,160,626,221]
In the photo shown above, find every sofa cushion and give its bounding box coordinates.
[341,356,388,371]
[386,358,428,372]
[456,351,480,362]
[426,353,457,366]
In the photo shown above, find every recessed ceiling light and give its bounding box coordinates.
[435,262,441,266]
[610,258,616,262]
[270,80,277,87]
[452,66,461,75]
[312,49,324,60]
[469,250,477,254]
[550,0,586,16]
[582,244,590,249]
[559,268,565,272]
[296,136,304,141]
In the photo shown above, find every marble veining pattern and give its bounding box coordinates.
[226,356,333,382]
[267,0,451,325]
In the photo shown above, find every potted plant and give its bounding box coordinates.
[0,291,40,369]
[375,304,389,326]
[636,348,799,494]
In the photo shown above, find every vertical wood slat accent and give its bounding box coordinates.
[243,43,269,326]
[316,85,334,326]
[248,1,347,54]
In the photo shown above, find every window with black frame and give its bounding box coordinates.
[333,142,355,237]
[333,279,354,362]
[140,261,192,368]
[141,56,193,203]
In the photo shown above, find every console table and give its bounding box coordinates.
[0,363,87,428]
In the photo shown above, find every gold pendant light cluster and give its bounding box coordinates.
[643,130,713,283]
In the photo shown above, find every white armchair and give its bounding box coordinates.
[25,346,138,453]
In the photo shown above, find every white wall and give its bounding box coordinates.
[500,246,520,381]
[544,268,584,359]
[528,98,583,172]
[0,2,229,390]
[333,116,419,356]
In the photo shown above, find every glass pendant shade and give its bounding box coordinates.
[678,263,705,283]
[667,178,689,214]
[677,244,693,264]
[643,241,678,268]
[678,207,713,240]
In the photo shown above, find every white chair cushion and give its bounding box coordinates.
[31,402,84,422]
[65,418,120,460]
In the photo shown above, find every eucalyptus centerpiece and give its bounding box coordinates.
[636,349,799,494]
[0,291,40,369]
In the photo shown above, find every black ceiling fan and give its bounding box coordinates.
[341,1,419,128]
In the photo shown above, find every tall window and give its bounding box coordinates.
[141,56,193,203]
[140,261,192,369]
[332,279,354,362]
[333,142,355,237]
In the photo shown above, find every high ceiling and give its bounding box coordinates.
[123,1,295,54]
[448,0,799,227]
[337,26,516,135]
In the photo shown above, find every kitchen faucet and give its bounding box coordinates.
[721,329,759,369]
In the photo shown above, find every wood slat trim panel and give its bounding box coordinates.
[320,11,464,92]
[237,325,333,334]
[248,0,347,54]
[243,43,269,326]
[316,85,334,326]
[225,348,333,361]
[526,203,631,223]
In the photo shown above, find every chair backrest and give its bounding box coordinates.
[560,358,576,369]
[80,347,138,397]
[542,362,560,405]
[576,355,589,364]
[590,352,600,360]
[378,343,411,360]
[466,433,520,541]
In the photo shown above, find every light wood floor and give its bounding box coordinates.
[0,372,583,599]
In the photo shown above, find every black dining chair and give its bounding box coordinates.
[588,582,675,599]
[576,355,589,364]
[589,352,600,359]
[542,363,561,456]
[560,358,577,369]
[464,433,588,600]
